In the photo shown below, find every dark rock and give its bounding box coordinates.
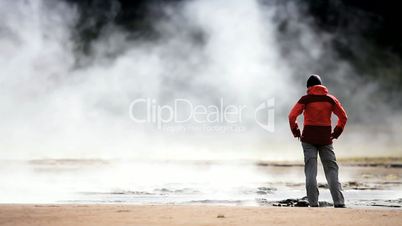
[318,183,329,189]
[273,197,332,208]
[295,200,309,207]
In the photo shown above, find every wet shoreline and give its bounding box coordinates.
[0,158,401,208]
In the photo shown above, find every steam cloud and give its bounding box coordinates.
[0,0,400,160]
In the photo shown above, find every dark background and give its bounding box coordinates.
[66,0,402,93]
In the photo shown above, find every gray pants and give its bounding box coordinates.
[302,142,344,206]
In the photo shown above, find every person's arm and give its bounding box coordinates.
[331,96,348,139]
[288,100,304,138]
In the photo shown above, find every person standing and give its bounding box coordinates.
[288,74,348,208]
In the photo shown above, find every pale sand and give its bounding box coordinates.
[0,205,401,226]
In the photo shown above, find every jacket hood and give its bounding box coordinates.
[307,85,328,95]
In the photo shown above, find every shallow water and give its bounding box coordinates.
[0,160,401,208]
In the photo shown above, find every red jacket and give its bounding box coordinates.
[288,85,348,145]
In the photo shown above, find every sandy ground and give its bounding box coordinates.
[0,205,401,226]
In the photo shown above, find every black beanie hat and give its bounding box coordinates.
[307,74,322,87]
